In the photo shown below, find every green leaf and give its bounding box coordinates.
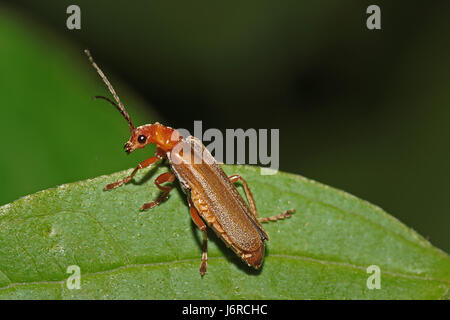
[0,6,159,206]
[0,165,448,299]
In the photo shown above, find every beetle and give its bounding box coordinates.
[85,49,294,276]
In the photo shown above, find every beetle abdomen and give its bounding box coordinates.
[168,136,268,267]
[190,189,264,268]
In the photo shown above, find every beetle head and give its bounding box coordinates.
[85,50,182,154]
[125,123,182,154]
[86,49,146,154]
[124,124,153,154]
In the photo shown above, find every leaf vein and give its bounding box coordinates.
[1,253,447,293]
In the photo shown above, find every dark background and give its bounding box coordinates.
[1,1,449,252]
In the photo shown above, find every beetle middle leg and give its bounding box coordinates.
[140,172,176,211]
[229,174,295,223]
[188,198,208,276]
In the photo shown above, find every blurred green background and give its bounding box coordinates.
[0,1,449,252]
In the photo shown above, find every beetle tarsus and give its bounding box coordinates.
[140,201,158,211]
[104,167,140,191]
[258,209,295,223]
[200,261,207,277]
[200,232,208,277]
[104,180,125,190]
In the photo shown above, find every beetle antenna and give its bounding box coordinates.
[93,95,124,116]
[84,49,135,132]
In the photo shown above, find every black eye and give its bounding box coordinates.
[138,135,147,144]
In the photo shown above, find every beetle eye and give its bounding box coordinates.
[138,135,147,144]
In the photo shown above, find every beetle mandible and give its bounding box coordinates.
[85,50,294,276]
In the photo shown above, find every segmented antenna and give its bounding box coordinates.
[84,49,135,132]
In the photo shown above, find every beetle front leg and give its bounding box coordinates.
[104,156,161,191]
[188,198,208,277]
[229,174,295,223]
[140,172,176,211]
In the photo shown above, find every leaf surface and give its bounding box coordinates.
[0,165,448,299]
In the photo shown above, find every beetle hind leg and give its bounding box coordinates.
[229,174,258,217]
[257,209,295,223]
[188,198,208,276]
[229,174,295,223]
[199,229,208,276]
